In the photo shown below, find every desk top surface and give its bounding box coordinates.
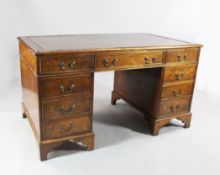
[18,33,202,55]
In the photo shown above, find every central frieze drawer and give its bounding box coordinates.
[95,50,164,70]
[40,74,93,99]
[43,115,91,139]
[42,95,92,119]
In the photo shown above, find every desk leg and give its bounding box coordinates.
[145,113,192,135]
[21,102,27,119]
[39,142,62,161]
[111,91,121,105]
[39,132,94,161]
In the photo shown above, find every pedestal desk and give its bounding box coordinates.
[18,34,202,160]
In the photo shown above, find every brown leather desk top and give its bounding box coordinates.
[18,33,202,55]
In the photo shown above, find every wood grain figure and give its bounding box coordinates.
[18,34,202,160]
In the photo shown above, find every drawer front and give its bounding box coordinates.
[41,74,93,99]
[159,97,191,116]
[43,115,91,139]
[163,65,197,83]
[39,55,94,74]
[166,48,200,63]
[95,50,164,70]
[42,96,92,119]
[161,82,194,99]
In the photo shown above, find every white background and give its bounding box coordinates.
[0,0,219,97]
[0,1,220,175]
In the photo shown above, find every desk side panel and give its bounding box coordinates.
[113,68,163,117]
[19,42,38,74]
[20,56,41,139]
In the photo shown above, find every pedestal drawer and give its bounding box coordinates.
[95,50,164,70]
[40,74,93,99]
[159,97,191,117]
[166,48,200,64]
[42,95,92,119]
[163,65,197,83]
[39,55,94,74]
[161,82,194,99]
[43,115,91,139]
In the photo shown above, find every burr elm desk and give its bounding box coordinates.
[18,34,202,160]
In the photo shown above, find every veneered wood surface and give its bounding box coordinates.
[159,97,191,117]
[18,34,203,160]
[42,95,92,119]
[20,57,40,135]
[43,115,91,139]
[161,82,194,99]
[39,54,94,74]
[40,73,93,99]
[19,42,38,73]
[166,48,200,64]
[113,68,163,117]
[18,34,202,55]
[95,50,164,71]
[163,64,197,83]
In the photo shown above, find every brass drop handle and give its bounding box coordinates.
[69,60,76,69]
[175,73,184,80]
[58,60,77,70]
[59,123,74,133]
[152,56,157,63]
[103,58,118,67]
[144,56,151,64]
[103,58,110,67]
[58,61,66,71]
[60,104,76,115]
[112,58,118,66]
[59,84,75,94]
[177,54,187,61]
[172,90,182,97]
[170,105,180,112]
